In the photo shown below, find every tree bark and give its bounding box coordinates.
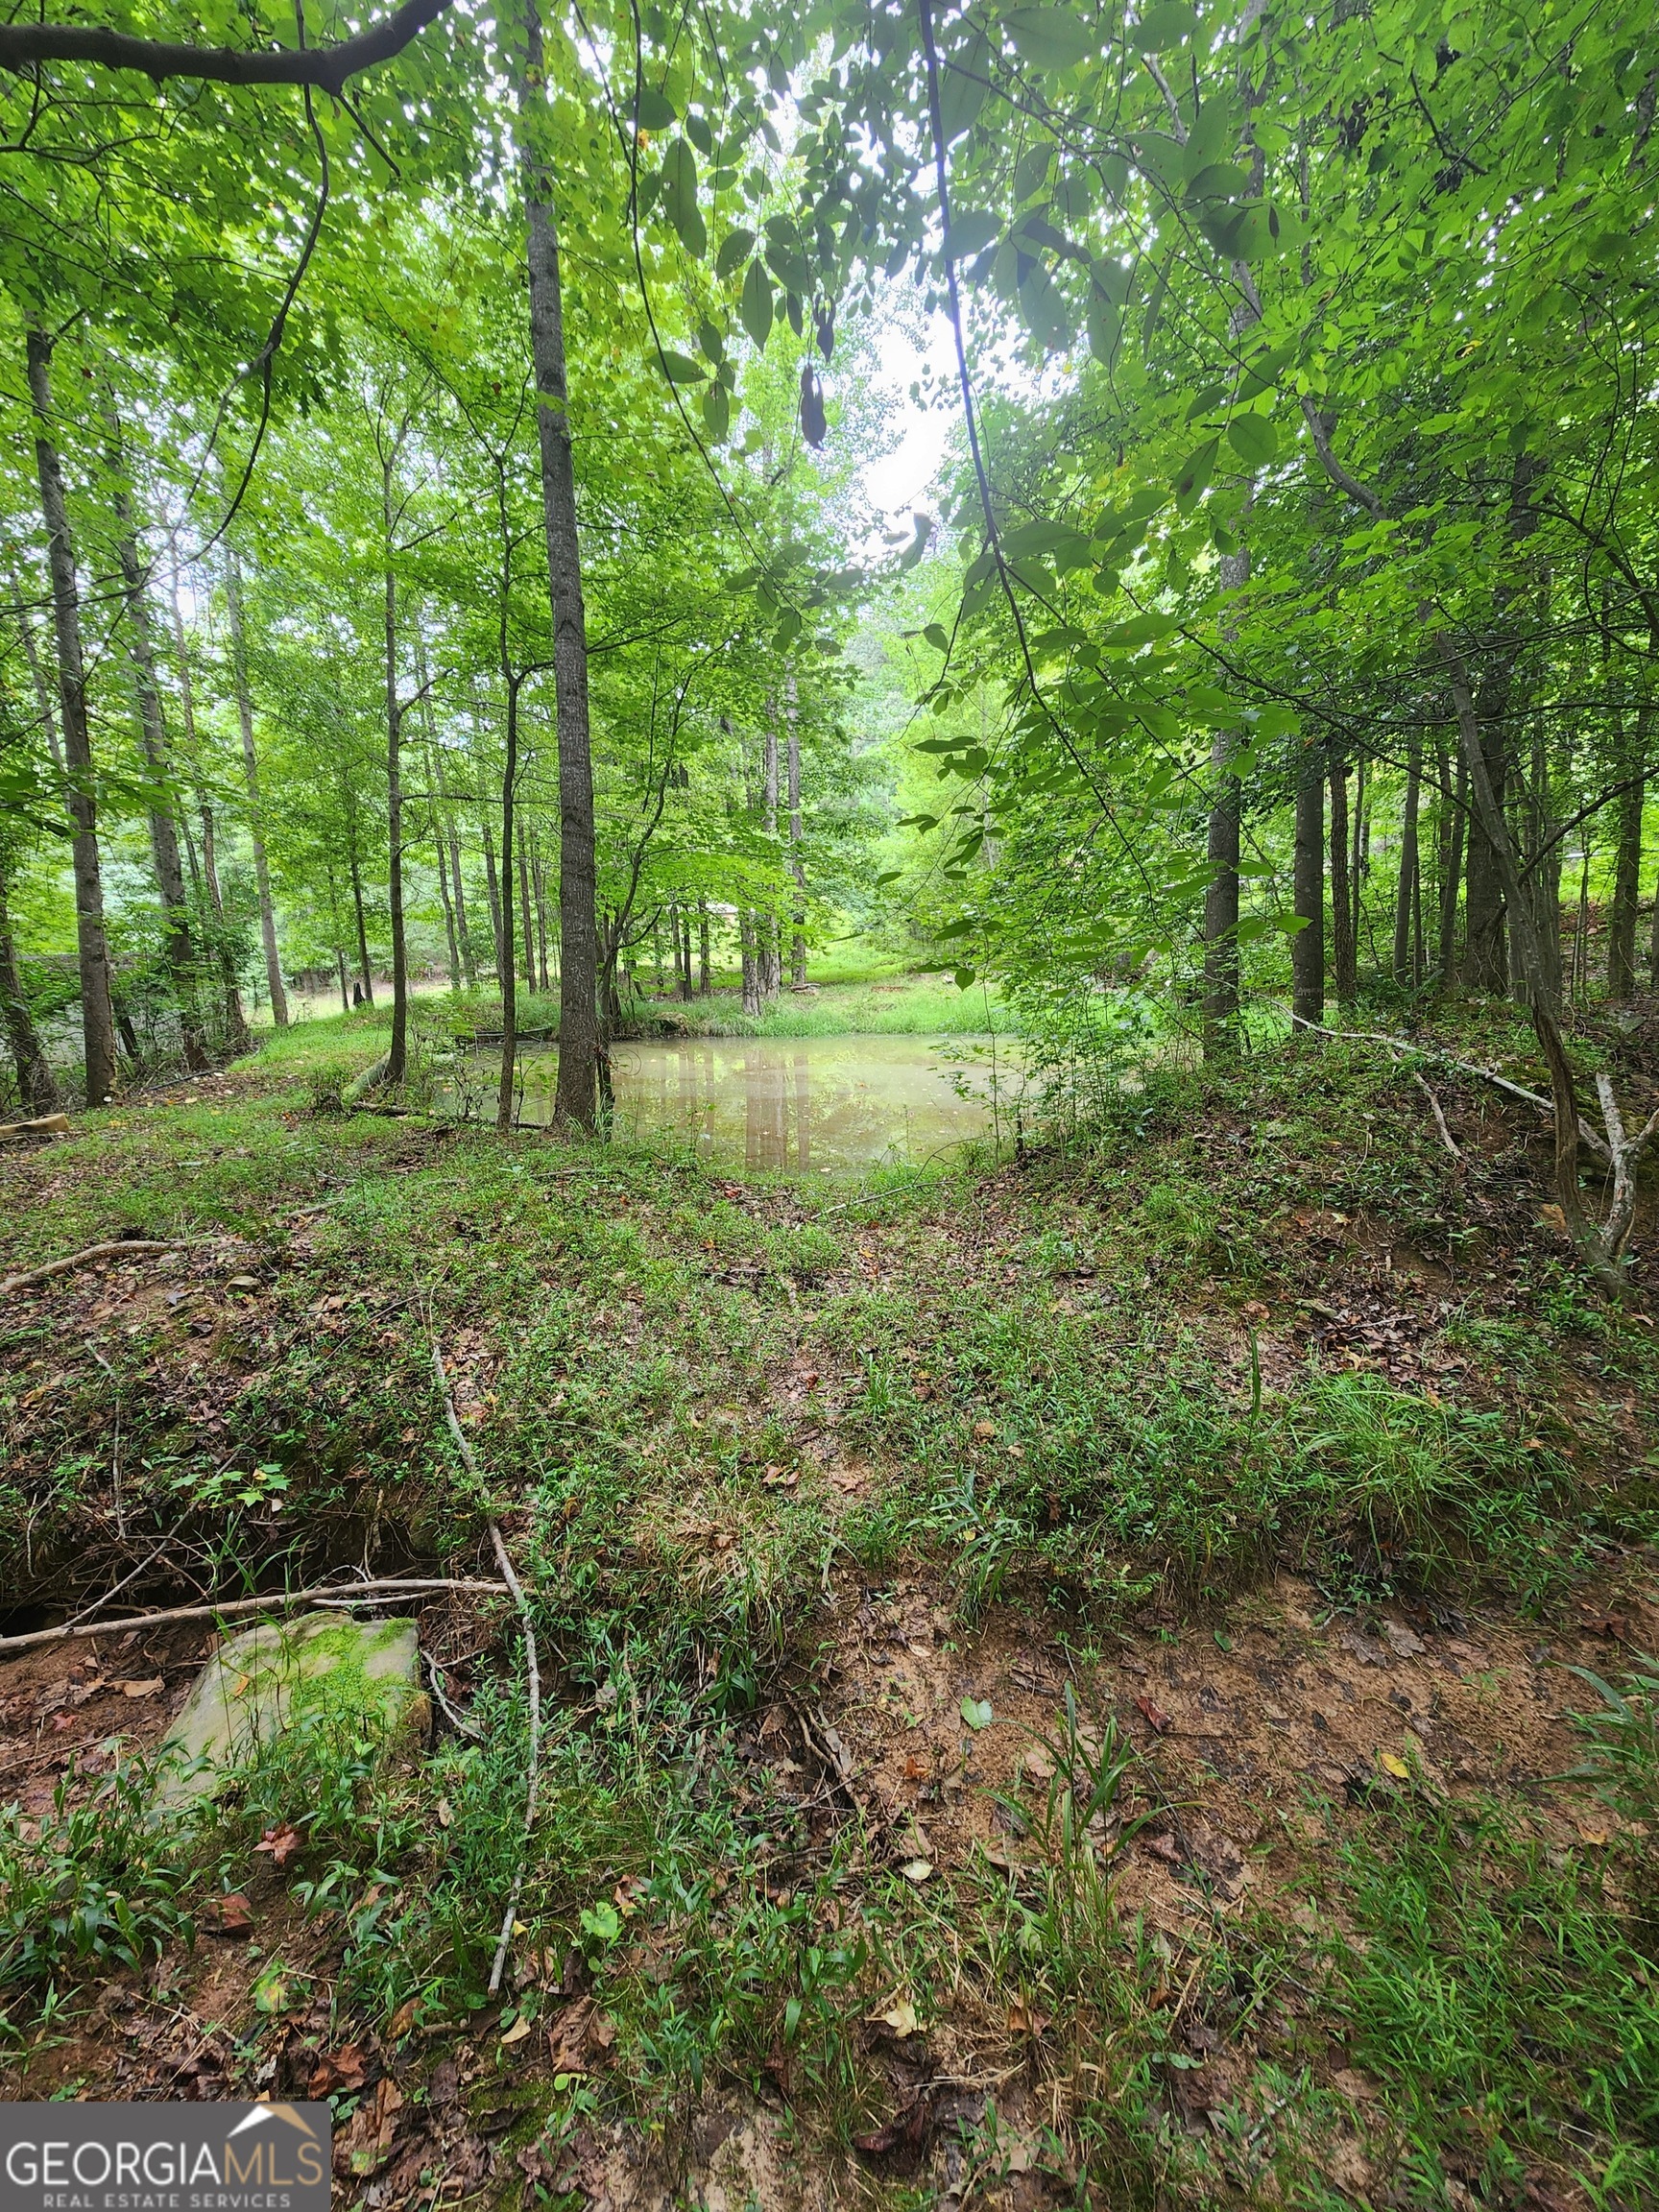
[1393,736,1420,987]
[104,411,207,1071]
[1608,705,1647,998]
[381,472,410,1087]
[0,871,60,1114]
[698,899,710,995]
[495,680,521,1133]
[1291,747,1324,1029]
[166,549,248,1052]
[786,676,806,986]
[1437,733,1465,983]
[759,701,781,999]
[516,808,537,989]
[347,820,374,1003]
[740,911,760,1017]
[433,761,461,988]
[1329,756,1356,1004]
[516,0,599,1131]
[225,549,290,1028]
[481,806,504,979]
[26,326,116,1104]
[1203,541,1251,1056]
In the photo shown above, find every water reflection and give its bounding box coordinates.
[498,1033,999,1172]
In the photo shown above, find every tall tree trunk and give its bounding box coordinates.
[786,676,806,986]
[348,824,373,1003]
[759,701,781,998]
[1329,757,1356,1004]
[481,808,505,979]
[165,557,248,1052]
[26,326,116,1104]
[1393,737,1420,987]
[1527,714,1563,1009]
[104,411,206,1071]
[495,682,521,1133]
[698,899,710,995]
[740,911,760,1018]
[16,600,66,774]
[1462,456,1540,995]
[1202,543,1251,1059]
[516,809,536,989]
[381,482,410,1087]
[433,771,461,989]
[1291,748,1325,1029]
[1437,734,1466,984]
[0,870,60,1114]
[516,0,599,1131]
[1608,705,1647,998]
[225,549,290,1029]
[531,825,551,990]
[430,744,475,988]
[337,944,351,1014]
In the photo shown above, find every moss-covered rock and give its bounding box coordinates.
[155,1611,427,1809]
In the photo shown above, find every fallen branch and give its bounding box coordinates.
[1413,1074,1464,1166]
[1295,1021,1611,1166]
[430,1328,541,1997]
[1,1239,179,1297]
[0,1576,509,1657]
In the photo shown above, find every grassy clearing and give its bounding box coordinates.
[2,1011,1656,2203]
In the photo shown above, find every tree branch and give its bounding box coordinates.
[0,0,455,95]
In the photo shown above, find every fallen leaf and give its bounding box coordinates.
[1379,1752,1411,1780]
[1575,1825,1609,1848]
[499,2013,534,2047]
[309,2043,369,2096]
[1135,1694,1173,1735]
[761,1464,799,1488]
[1022,1747,1055,1783]
[203,1892,254,1936]
[973,1420,997,1438]
[854,2097,931,2157]
[899,1859,933,1884]
[1142,1831,1183,1864]
[118,1677,164,1699]
[436,1796,454,1828]
[872,1995,919,2037]
[253,1823,303,1867]
[388,2001,418,2039]
[1580,1613,1629,1641]
[1381,1619,1427,1658]
[960,1695,993,1730]
[1006,2001,1049,2036]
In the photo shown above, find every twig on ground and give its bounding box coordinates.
[0,1577,509,1657]
[1413,1073,1464,1166]
[1,1241,180,1297]
[429,1325,541,1998]
[422,1647,484,1741]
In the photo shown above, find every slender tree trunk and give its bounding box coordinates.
[0,871,60,1114]
[165,559,248,1052]
[16,601,66,775]
[531,825,551,991]
[1438,735,1466,984]
[433,776,461,989]
[430,744,475,988]
[104,411,206,1071]
[225,549,289,1029]
[1393,737,1420,987]
[698,899,710,994]
[1202,544,1251,1058]
[1329,757,1356,1004]
[495,682,520,1133]
[516,0,599,1131]
[1608,705,1647,998]
[482,809,505,979]
[740,911,760,1017]
[381,482,410,1086]
[759,701,781,998]
[26,326,116,1103]
[336,943,351,1016]
[786,676,806,985]
[1350,753,1366,960]
[1291,748,1325,1029]
[348,826,373,1003]
[516,810,536,989]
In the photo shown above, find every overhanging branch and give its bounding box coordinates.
[0,0,455,94]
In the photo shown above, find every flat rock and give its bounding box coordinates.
[156,1611,427,1809]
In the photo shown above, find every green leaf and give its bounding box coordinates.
[1184,161,1247,204]
[1101,611,1176,648]
[661,139,706,257]
[685,110,713,156]
[1226,412,1278,467]
[923,621,950,651]
[961,1690,994,1730]
[740,259,774,349]
[1087,298,1121,364]
[1173,435,1219,510]
[944,209,1001,260]
[715,227,755,280]
[702,380,731,440]
[1003,7,1094,70]
[939,31,991,137]
[657,349,707,384]
[635,84,677,129]
[1134,1,1197,50]
[697,317,726,365]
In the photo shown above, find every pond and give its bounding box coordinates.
[448,1033,1012,1172]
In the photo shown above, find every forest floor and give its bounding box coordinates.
[2,1000,1657,2212]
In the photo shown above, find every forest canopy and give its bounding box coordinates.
[1,0,1654,1266]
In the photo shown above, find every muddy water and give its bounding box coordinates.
[489,1034,1005,1171]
